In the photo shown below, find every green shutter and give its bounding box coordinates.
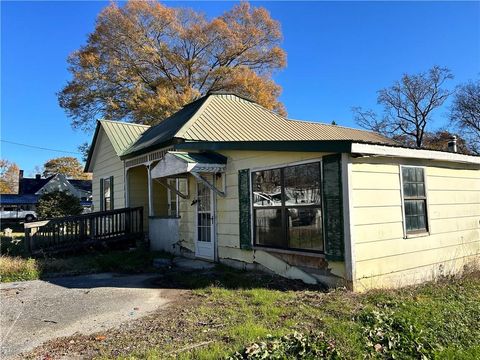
[238,169,252,249]
[322,154,344,261]
[110,176,114,210]
[99,178,104,211]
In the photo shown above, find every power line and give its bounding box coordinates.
[1,140,82,155]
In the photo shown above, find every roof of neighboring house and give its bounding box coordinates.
[85,120,150,171]
[0,194,39,205]
[69,179,93,193]
[19,175,92,195]
[122,92,396,158]
[19,175,55,195]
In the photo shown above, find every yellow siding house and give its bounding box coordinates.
[85,93,480,291]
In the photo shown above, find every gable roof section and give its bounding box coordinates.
[19,175,55,194]
[122,93,395,159]
[85,120,150,171]
[121,96,209,158]
[100,120,150,156]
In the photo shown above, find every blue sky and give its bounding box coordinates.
[2,1,479,175]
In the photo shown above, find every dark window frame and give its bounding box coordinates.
[401,166,429,235]
[102,177,113,211]
[251,161,325,254]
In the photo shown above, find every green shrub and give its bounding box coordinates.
[229,332,341,359]
[359,306,434,359]
[36,190,83,219]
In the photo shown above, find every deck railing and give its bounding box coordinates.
[24,207,144,255]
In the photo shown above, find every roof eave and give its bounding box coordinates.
[120,138,182,160]
[351,142,480,165]
[174,140,354,153]
[84,121,102,173]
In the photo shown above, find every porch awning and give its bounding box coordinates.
[151,151,228,198]
[151,151,227,179]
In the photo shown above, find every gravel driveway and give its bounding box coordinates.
[0,273,179,359]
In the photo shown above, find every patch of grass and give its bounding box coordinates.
[0,246,171,283]
[0,256,40,282]
[21,267,480,360]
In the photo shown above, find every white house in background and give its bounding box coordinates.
[85,92,480,291]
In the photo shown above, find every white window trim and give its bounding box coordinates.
[101,176,113,211]
[399,165,431,238]
[167,178,180,217]
[249,158,325,253]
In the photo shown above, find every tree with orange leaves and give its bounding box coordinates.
[59,1,286,130]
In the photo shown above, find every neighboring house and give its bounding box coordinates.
[85,92,480,291]
[0,173,93,218]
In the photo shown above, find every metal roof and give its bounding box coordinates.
[99,120,150,156]
[121,93,395,158]
[170,151,227,165]
[121,97,208,157]
[84,120,150,171]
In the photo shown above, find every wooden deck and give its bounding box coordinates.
[24,207,144,255]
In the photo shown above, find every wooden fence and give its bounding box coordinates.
[24,207,144,255]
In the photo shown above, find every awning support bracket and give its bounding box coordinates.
[156,179,189,199]
[190,172,226,198]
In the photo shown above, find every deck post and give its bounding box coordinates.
[24,227,32,254]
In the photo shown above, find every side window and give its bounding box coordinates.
[401,167,428,234]
[101,176,114,211]
[167,178,179,217]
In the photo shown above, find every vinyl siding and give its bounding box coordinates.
[350,157,480,291]
[90,129,125,211]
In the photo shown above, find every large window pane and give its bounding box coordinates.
[254,208,285,247]
[252,161,324,252]
[103,178,111,211]
[284,163,321,206]
[405,199,427,232]
[252,169,282,207]
[287,207,323,251]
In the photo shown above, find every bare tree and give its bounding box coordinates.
[353,66,453,147]
[450,79,480,153]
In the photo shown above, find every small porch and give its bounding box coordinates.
[125,151,227,259]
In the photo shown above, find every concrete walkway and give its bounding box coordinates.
[0,273,179,359]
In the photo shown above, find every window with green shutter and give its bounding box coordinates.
[101,176,114,211]
[238,156,345,259]
[238,169,252,249]
[322,154,344,261]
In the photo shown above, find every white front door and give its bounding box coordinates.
[195,176,215,260]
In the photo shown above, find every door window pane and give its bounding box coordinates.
[197,213,212,242]
[197,182,211,212]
